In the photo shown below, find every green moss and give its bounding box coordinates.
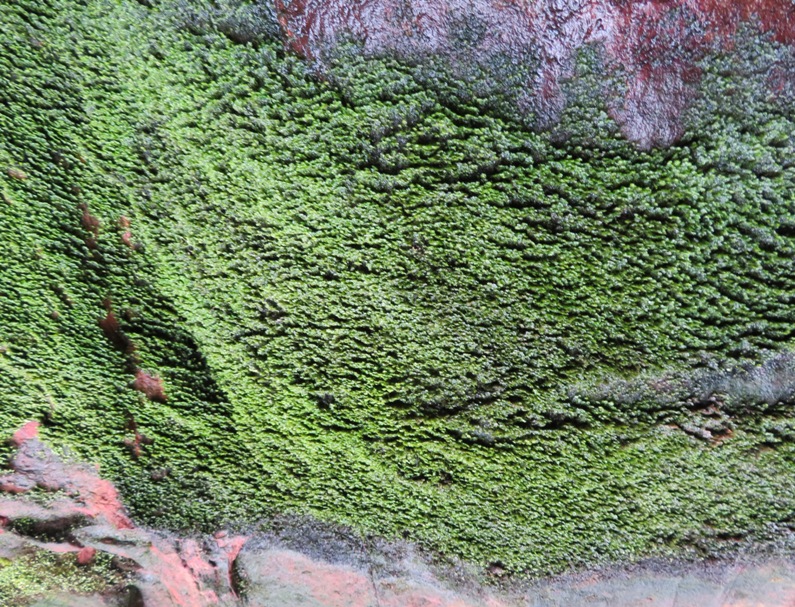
[0,551,122,606]
[1,0,795,577]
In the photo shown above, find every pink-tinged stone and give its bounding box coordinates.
[74,525,249,605]
[237,548,379,607]
[76,546,96,565]
[709,562,795,607]
[236,548,506,607]
[34,541,82,555]
[0,473,36,494]
[149,543,217,607]
[3,425,133,530]
[11,420,39,446]
[180,539,218,580]
[530,560,795,606]
[377,579,502,607]
[0,497,89,531]
[0,420,249,606]
[216,533,248,597]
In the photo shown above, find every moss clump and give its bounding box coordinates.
[1,0,795,577]
[0,551,123,606]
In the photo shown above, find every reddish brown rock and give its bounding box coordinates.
[76,545,97,565]
[0,421,248,606]
[236,548,380,607]
[11,420,41,446]
[0,421,133,530]
[133,369,168,402]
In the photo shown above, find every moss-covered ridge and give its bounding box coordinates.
[276,0,795,147]
[1,0,795,576]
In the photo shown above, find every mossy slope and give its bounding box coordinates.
[1,0,795,575]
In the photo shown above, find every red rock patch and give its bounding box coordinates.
[133,369,167,402]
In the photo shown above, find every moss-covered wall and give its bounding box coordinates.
[2,0,795,576]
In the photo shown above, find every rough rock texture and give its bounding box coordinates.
[276,0,795,146]
[0,423,507,605]
[236,548,507,607]
[0,422,133,530]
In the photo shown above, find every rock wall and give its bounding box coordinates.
[276,0,795,146]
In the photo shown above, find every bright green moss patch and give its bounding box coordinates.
[1,0,795,576]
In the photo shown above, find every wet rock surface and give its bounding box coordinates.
[2,423,795,606]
